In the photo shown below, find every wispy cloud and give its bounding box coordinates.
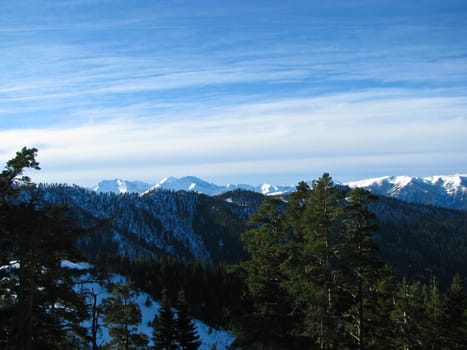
[1,1,466,184]
[1,90,466,185]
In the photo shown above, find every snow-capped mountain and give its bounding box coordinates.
[347,174,467,210]
[148,176,227,196]
[94,179,151,194]
[94,176,296,196]
[92,174,467,210]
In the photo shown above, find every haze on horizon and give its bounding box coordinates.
[1,0,466,187]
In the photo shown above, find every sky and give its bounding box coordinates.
[1,0,466,187]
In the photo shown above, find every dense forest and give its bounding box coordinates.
[1,147,466,349]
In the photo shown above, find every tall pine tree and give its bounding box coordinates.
[153,288,177,350]
[239,196,297,348]
[438,274,467,349]
[300,173,345,349]
[0,147,89,349]
[102,280,148,350]
[341,187,385,350]
[175,290,201,350]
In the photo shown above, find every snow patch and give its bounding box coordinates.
[77,273,235,349]
[60,260,93,270]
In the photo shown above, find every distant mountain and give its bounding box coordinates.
[36,184,467,288]
[93,176,296,196]
[347,174,467,210]
[92,174,467,210]
[94,179,151,194]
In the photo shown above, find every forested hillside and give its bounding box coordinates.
[35,179,467,287]
[36,184,263,265]
[230,174,467,349]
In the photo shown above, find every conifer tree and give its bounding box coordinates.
[0,147,89,349]
[102,281,148,350]
[0,146,40,202]
[422,276,442,350]
[239,196,295,346]
[438,273,467,349]
[299,173,345,349]
[175,290,201,350]
[390,279,428,350]
[153,288,177,350]
[341,187,384,349]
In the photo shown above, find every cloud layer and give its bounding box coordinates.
[1,1,466,185]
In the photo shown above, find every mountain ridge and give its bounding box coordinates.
[92,174,467,210]
[93,176,296,197]
[347,173,467,210]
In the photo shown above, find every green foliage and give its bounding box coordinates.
[0,147,89,349]
[102,281,148,350]
[0,146,40,201]
[175,290,201,350]
[152,289,177,350]
[341,188,386,349]
[238,196,299,347]
[233,173,467,349]
[96,254,243,328]
[438,274,467,349]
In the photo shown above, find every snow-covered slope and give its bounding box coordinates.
[347,174,467,210]
[76,272,235,350]
[148,176,227,196]
[94,176,296,196]
[91,174,467,210]
[94,179,151,194]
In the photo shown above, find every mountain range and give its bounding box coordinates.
[38,180,467,289]
[93,174,467,210]
[93,176,295,196]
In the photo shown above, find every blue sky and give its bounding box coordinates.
[1,0,466,186]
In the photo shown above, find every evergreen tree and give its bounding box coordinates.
[438,273,467,349]
[390,279,428,350]
[102,281,148,350]
[175,290,201,350]
[341,188,385,349]
[0,147,88,349]
[239,196,298,347]
[299,173,345,349]
[0,146,40,202]
[153,288,177,350]
[421,276,442,350]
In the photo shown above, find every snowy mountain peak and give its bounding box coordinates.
[92,174,466,210]
[93,176,295,196]
[147,176,225,196]
[94,179,151,194]
[346,174,467,210]
[425,174,467,195]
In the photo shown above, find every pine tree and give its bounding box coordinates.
[152,288,177,350]
[102,280,148,350]
[341,187,385,349]
[239,196,297,347]
[175,290,201,350]
[299,173,345,349]
[422,276,442,350]
[438,273,467,349]
[0,147,89,349]
[390,279,427,350]
[0,146,40,202]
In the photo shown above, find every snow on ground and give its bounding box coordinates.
[61,260,93,270]
[76,272,235,349]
